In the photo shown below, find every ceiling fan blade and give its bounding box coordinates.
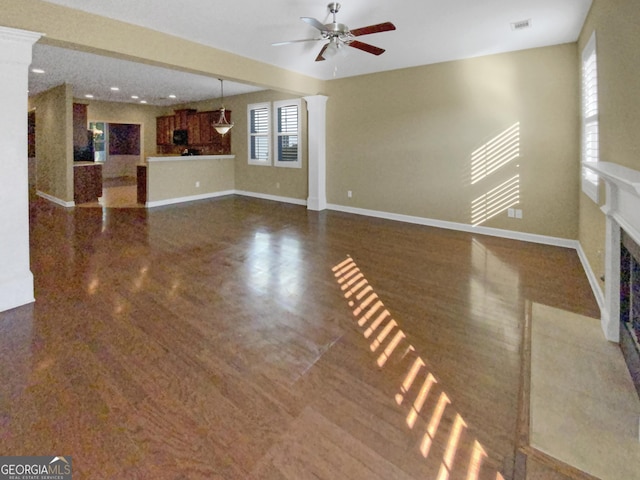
[272,38,321,46]
[346,40,385,56]
[315,44,329,62]
[301,17,327,32]
[350,22,396,37]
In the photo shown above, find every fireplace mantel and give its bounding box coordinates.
[583,161,640,341]
[585,161,640,196]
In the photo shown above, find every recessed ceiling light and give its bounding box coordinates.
[168,94,177,99]
[140,100,147,104]
[31,68,45,74]
[131,95,139,99]
[85,94,94,98]
[110,87,120,91]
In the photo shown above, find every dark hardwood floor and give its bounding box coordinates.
[0,195,599,479]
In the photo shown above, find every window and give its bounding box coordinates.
[581,31,599,203]
[274,99,302,168]
[248,103,270,165]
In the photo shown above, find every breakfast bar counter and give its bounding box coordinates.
[139,154,236,207]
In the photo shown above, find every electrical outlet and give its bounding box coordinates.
[515,209,523,219]
[276,182,280,189]
[195,181,200,188]
[347,190,352,198]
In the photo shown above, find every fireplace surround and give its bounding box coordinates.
[621,230,640,396]
[583,161,640,394]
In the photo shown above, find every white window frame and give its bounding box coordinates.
[248,102,271,166]
[273,99,302,169]
[581,31,599,203]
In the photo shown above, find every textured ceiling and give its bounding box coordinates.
[30,0,593,105]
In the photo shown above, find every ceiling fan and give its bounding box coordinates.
[273,2,396,62]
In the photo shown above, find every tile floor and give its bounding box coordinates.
[76,176,141,208]
[530,302,640,480]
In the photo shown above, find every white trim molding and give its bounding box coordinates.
[303,95,328,211]
[328,203,578,248]
[146,190,308,208]
[146,190,235,208]
[0,27,42,312]
[576,241,605,312]
[583,161,640,341]
[36,190,75,208]
[234,190,307,206]
[146,155,235,163]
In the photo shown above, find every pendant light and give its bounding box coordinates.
[212,78,234,135]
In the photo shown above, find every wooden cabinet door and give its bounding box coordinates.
[167,116,176,144]
[187,113,201,145]
[73,103,88,148]
[156,117,165,145]
[156,115,176,145]
[198,111,213,145]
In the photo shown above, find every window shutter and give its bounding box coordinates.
[248,104,271,164]
[274,100,301,168]
[581,32,599,203]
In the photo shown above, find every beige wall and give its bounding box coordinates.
[20,0,634,257]
[30,83,73,202]
[577,0,640,289]
[86,100,163,178]
[86,99,163,158]
[325,44,580,239]
[148,158,234,203]
[163,90,309,201]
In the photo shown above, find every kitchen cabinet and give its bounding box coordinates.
[73,103,93,161]
[155,109,232,154]
[156,115,175,146]
[137,165,147,204]
[74,163,102,204]
[187,113,201,145]
[174,109,195,130]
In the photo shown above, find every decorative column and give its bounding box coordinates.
[303,95,328,211]
[601,180,621,342]
[0,27,42,312]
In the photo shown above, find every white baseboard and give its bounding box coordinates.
[327,203,605,316]
[327,203,577,249]
[146,190,235,208]
[36,190,74,208]
[234,190,307,206]
[0,271,34,313]
[576,242,606,312]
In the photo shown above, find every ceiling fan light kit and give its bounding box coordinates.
[274,2,396,62]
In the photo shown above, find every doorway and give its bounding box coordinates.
[87,121,142,207]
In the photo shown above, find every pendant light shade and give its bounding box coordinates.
[212,79,234,135]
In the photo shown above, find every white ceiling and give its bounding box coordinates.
[29,44,265,106]
[31,0,593,106]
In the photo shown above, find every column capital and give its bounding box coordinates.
[0,27,42,64]
[0,26,43,43]
[303,95,329,109]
